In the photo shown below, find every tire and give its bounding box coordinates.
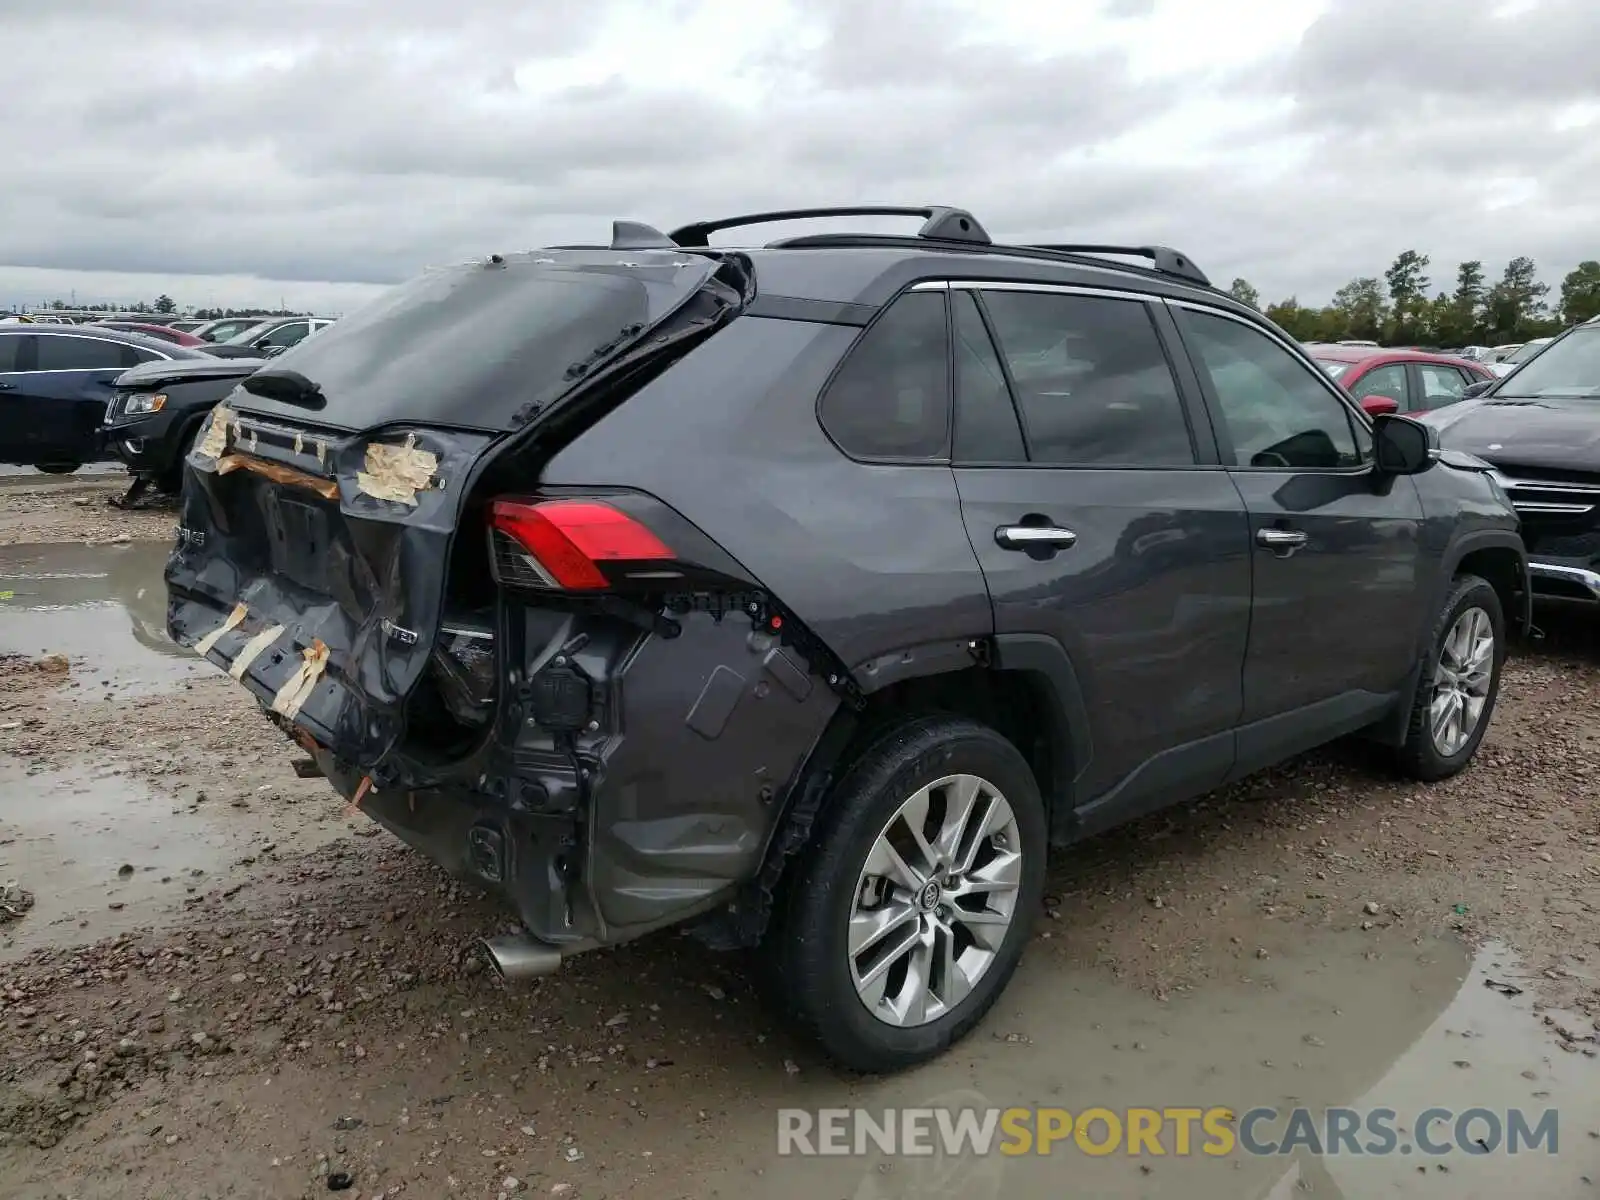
[158,420,205,494]
[1394,573,1505,782]
[762,714,1047,1072]
[36,462,81,475]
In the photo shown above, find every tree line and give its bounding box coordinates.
[1226,255,1600,347]
[33,296,304,320]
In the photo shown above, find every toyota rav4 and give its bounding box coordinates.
[165,206,1528,1072]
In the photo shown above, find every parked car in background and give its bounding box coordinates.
[0,325,208,472]
[168,320,207,334]
[1423,314,1600,603]
[101,354,267,504]
[1489,337,1552,377]
[166,206,1526,1072]
[191,317,272,343]
[1304,344,1495,416]
[200,317,335,359]
[91,321,209,348]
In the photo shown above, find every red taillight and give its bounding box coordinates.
[489,498,674,591]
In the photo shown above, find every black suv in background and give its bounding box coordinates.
[166,207,1527,1071]
[1422,314,1600,603]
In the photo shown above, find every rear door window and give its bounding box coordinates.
[978,289,1195,466]
[819,291,950,461]
[952,291,1025,463]
[1416,363,1469,409]
[35,335,132,371]
[0,333,24,372]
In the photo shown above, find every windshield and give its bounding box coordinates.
[227,249,723,433]
[1504,340,1550,365]
[1495,328,1600,398]
[1314,359,1352,380]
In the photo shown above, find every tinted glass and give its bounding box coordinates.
[1348,363,1408,404]
[225,250,726,433]
[259,322,310,349]
[35,335,130,372]
[1417,364,1468,408]
[952,291,1024,463]
[820,291,950,460]
[0,334,21,372]
[980,291,1193,465]
[1181,310,1364,469]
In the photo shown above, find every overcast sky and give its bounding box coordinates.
[2,0,1594,314]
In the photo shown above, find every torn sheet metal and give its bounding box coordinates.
[196,404,233,460]
[193,602,247,656]
[356,433,438,506]
[215,454,340,501]
[271,639,330,720]
[228,623,285,680]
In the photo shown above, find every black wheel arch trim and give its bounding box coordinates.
[1436,530,1529,639]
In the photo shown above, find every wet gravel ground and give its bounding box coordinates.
[1,492,1597,1198]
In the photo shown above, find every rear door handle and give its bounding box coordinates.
[995,524,1078,551]
[1255,527,1308,553]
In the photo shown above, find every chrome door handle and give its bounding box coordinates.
[995,525,1077,550]
[1255,527,1308,552]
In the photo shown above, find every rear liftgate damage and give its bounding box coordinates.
[167,251,851,977]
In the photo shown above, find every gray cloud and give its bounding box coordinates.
[0,0,1595,310]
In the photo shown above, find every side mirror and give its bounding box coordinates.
[1462,379,1494,399]
[1373,414,1437,476]
[1359,394,1400,416]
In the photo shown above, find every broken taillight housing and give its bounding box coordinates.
[488,498,675,591]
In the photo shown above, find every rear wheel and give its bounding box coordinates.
[1395,573,1504,781]
[763,715,1046,1072]
[35,462,80,475]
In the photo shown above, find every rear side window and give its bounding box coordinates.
[1417,363,1469,408]
[979,290,1195,466]
[0,334,22,372]
[819,291,950,460]
[952,291,1025,463]
[35,336,133,371]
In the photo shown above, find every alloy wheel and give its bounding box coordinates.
[847,773,1023,1027]
[1430,606,1495,756]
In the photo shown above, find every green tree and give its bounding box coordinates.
[153,294,177,315]
[1484,257,1549,341]
[1263,297,1319,340]
[1559,261,1600,325]
[1383,250,1431,342]
[1330,277,1388,342]
[1228,278,1261,309]
[1434,260,1487,346]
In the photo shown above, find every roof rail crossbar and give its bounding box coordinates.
[1028,244,1210,287]
[669,206,991,248]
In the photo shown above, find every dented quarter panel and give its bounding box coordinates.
[538,316,994,672]
[166,406,497,774]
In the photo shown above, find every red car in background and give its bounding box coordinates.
[1304,344,1494,417]
[90,321,208,348]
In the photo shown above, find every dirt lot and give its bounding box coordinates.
[2,476,1598,1199]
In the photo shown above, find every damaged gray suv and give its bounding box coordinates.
[166,206,1527,1072]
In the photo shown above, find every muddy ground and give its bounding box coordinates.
[1,475,1597,1199]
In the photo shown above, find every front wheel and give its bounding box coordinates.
[763,715,1047,1072]
[1395,573,1505,782]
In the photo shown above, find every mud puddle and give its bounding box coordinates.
[0,541,202,695]
[688,933,1598,1199]
[0,760,345,961]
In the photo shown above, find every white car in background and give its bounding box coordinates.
[1490,337,1552,376]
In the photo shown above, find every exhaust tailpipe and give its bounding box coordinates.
[479,934,563,981]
